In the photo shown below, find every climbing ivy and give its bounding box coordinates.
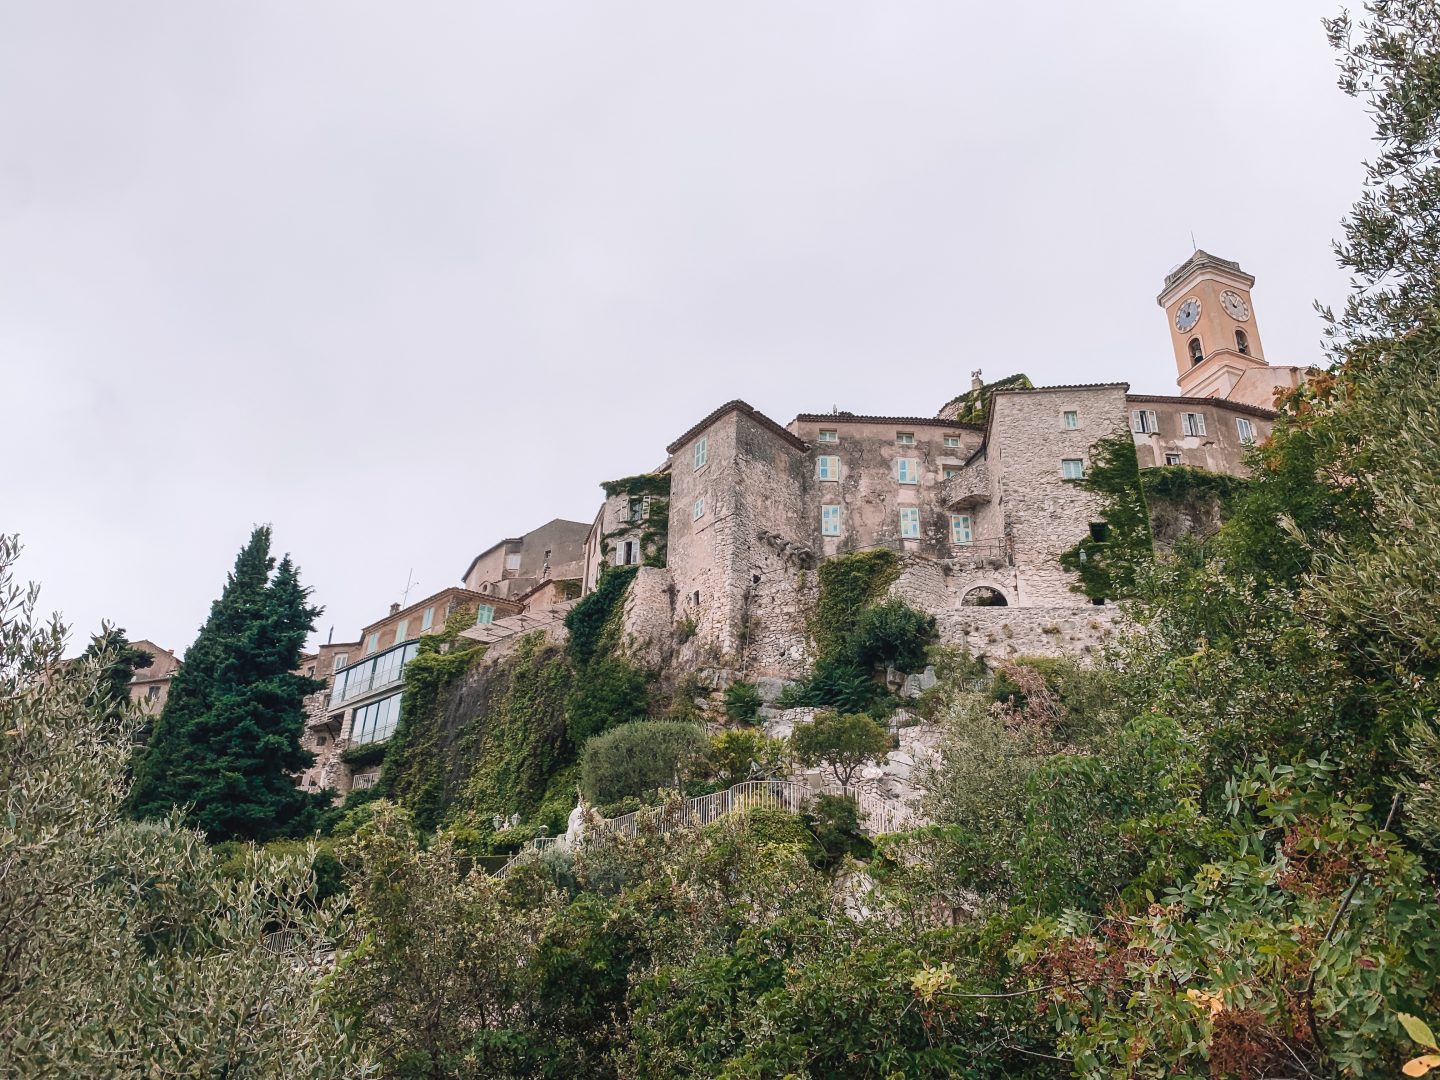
[938,373,1034,425]
[1059,429,1154,601]
[810,549,901,662]
[600,472,671,499]
[1141,464,1248,508]
[565,565,638,666]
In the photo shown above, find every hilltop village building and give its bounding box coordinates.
[296,251,1303,798]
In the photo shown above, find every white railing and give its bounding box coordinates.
[498,779,921,875]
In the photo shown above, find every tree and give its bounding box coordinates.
[791,712,890,794]
[0,534,363,1079]
[1058,428,1153,601]
[707,729,788,784]
[129,527,326,842]
[75,625,153,736]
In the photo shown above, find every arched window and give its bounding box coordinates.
[961,586,1008,607]
[1188,338,1204,366]
[1235,329,1250,355]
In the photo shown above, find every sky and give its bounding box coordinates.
[2,1,1374,657]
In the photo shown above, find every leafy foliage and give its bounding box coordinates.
[791,711,891,792]
[564,564,637,667]
[579,720,708,805]
[1058,428,1153,600]
[722,679,762,724]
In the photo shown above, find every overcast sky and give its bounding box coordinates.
[3,1,1372,656]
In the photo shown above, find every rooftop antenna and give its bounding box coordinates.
[326,625,334,644]
[401,568,418,607]
[1190,230,1198,253]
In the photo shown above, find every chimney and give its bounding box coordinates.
[389,602,400,616]
[971,370,984,392]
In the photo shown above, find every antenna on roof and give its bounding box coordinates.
[326,625,333,644]
[1190,231,1198,253]
[401,568,417,607]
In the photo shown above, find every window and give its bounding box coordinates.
[821,505,841,536]
[331,641,419,705]
[899,507,921,538]
[316,735,327,747]
[620,540,637,565]
[475,604,495,625]
[1131,409,1159,434]
[694,436,708,470]
[950,513,972,544]
[394,618,408,644]
[1188,337,1204,366]
[1061,458,1085,480]
[693,496,705,521]
[333,652,347,671]
[351,692,403,745]
[896,432,915,445]
[421,607,434,631]
[1236,417,1255,444]
[943,466,960,480]
[365,632,379,655]
[897,458,919,485]
[146,685,161,701]
[1181,412,1207,437]
[1063,410,1079,430]
[1235,329,1250,355]
[504,552,522,571]
[816,455,839,481]
[1165,453,1182,466]
[817,428,838,443]
[943,435,961,447]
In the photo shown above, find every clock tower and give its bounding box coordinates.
[1157,250,1270,401]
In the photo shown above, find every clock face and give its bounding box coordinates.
[1220,290,1251,321]
[1175,297,1201,333]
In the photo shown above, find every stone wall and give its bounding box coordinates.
[934,605,1123,662]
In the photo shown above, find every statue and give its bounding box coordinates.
[564,789,587,849]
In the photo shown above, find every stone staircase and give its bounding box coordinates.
[458,599,579,647]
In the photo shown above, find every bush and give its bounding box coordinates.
[579,721,708,805]
[708,729,789,784]
[723,680,763,724]
[848,600,936,673]
[803,793,872,869]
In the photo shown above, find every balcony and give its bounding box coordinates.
[949,535,1012,569]
[329,640,418,709]
[940,461,992,508]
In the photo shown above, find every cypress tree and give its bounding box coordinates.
[128,527,326,841]
[76,626,154,737]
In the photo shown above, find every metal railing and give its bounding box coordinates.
[949,535,1012,569]
[498,779,922,875]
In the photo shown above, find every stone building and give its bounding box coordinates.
[127,639,181,714]
[460,518,590,599]
[572,251,1295,676]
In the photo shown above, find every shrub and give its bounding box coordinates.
[708,729,789,784]
[803,793,872,869]
[848,600,936,673]
[723,680,763,724]
[579,721,708,805]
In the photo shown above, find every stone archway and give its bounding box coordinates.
[960,585,1009,607]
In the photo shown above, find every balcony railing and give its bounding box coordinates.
[940,461,991,507]
[950,535,1012,568]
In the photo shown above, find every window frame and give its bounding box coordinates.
[475,604,496,625]
[1063,410,1079,430]
[394,618,408,644]
[817,428,839,443]
[421,607,434,631]
[1236,417,1255,444]
[942,466,960,480]
[943,434,962,448]
[895,431,915,446]
[899,507,921,539]
[693,496,705,521]
[365,632,379,655]
[1131,409,1159,434]
[821,505,841,536]
[897,457,919,485]
[693,436,708,471]
[950,513,973,544]
[816,455,840,481]
[1164,452,1182,466]
[1181,411,1207,437]
[1061,458,1085,480]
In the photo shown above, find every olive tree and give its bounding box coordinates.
[791,712,891,794]
[0,535,365,1079]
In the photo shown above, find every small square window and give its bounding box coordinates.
[1063,410,1079,430]
[1061,458,1085,480]
[1181,412,1207,437]
[1165,453,1182,466]
[1236,417,1255,444]
[817,429,838,443]
[943,467,960,480]
[821,505,841,536]
[950,513,972,544]
[475,604,496,625]
[694,436,708,470]
[896,432,915,445]
[897,458,919,485]
[816,455,840,481]
[693,496,706,521]
[943,435,961,448]
[899,507,921,539]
